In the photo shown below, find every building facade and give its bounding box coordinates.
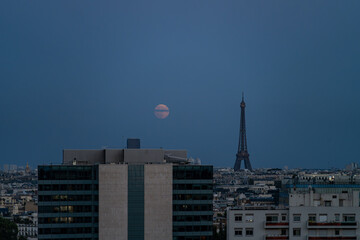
[227,184,360,240]
[38,148,213,240]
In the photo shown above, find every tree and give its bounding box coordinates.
[0,217,18,240]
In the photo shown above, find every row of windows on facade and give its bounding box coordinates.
[234,228,300,237]
[234,228,254,236]
[39,215,213,224]
[39,184,98,191]
[234,213,356,222]
[173,215,212,222]
[173,225,212,232]
[39,167,97,180]
[40,239,96,240]
[173,204,212,211]
[39,204,211,212]
[39,227,96,234]
[39,166,213,180]
[38,205,98,213]
[39,194,212,202]
[18,229,37,236]
[173,184,212,190]
[174,236,211,240]
[174,194,212,201]
[39,183,212,191]
[39,217,98,224]
[39,194,98,202]
[234,228,344,237]
[173,166,213,180]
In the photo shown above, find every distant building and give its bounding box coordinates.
[38,145,213,240]
[346,162,359,171]
[3,164,9,172]
[17,223,38,239]
[10,164,17,172]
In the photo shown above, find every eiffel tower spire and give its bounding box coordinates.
[234,93,252,171]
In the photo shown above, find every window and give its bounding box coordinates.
[308,214,316,222]
[235,214,242,222]
[245,228,253,236]
[281,229,287,236]
[343,214,355,222]
[319,214,327,222]
[293,214,301,222]
[281,214,287,221]
[245,214,254,223]
[266,215,278,222]
[335,229,340,235]
[293,228,301,236]
[335,214,340,222]
[234,228,242,236]
[325,201,331,207]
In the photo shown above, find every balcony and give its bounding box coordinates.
[264,221,289,228]
[265,235,289,240]
[307,221,357,229]
[308,236,357,240]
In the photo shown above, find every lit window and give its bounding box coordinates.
[319,214,327,222]
[245,214,254,222]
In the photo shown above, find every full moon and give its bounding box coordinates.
[154,104,169,119]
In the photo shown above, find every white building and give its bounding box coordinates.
[17,223,38,239]
[227,187,360,240]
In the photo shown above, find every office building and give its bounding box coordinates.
[38,147,213,240]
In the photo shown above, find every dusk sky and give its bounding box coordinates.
[1,1,360,169]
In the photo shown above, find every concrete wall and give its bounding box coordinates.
[227,209,288,240]
[63,150,105,165]
[99,164,128,240]
[63,148,187,165]
[124,149,164,163]
[144,164,173,240]
[105,149,124,163]
[164,150,187,158]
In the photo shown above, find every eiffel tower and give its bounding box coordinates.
[234,93,252,171]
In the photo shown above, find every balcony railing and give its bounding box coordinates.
[307,221,357,228]
[265,235,289,240]
[308,236,357,240]
[264,221,289,228]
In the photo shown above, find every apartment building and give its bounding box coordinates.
[227,183,360,240]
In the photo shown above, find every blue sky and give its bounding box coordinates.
[1,1,360,169]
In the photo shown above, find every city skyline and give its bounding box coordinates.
[1,1,360,169]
